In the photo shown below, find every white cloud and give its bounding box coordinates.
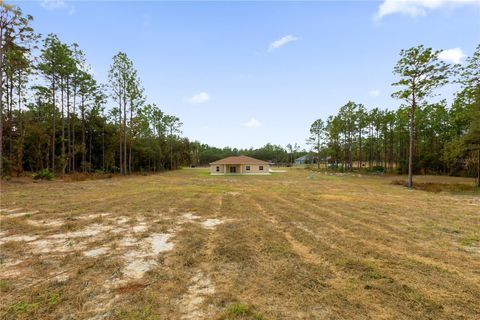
[438,48,465,64]
[41,0,67,10]
[375,0,479,20]
[369,89,381,97]
[41,0,76,15]
[68,6,76,16]
[243,118,262,128]
[186,92,210,104]
[142,14,151,28]
[268,35,298,52]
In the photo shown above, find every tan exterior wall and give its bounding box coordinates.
[210,164,270,174]
[240,164,269,174]
[210,164,225,174]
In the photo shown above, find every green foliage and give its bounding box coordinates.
[33,169,54,180]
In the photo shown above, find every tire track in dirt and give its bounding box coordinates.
[263,193,480,317]
[179,192,224,320]
[249,193,477,318]
[244,195,346,279]
[245,194,398,319]
[277,194,480,285]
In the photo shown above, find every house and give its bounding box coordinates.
[295,155,310,165]
[210,155,270,175]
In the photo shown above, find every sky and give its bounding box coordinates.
[11,0,480,149]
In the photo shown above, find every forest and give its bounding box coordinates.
[1,4,198,176]
[1,3,479,186]
[306,45,479,187]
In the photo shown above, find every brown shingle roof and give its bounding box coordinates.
[210,155,269,165]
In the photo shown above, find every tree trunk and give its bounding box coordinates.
[81,95,86,172]
[8,76,13,164]
[123,96,127,174]
[66,77,70,173]
[0,23,4,176]
[129,106,133,173]
[118,91,123,175]
[407,99,416,188]
[61,77,65,174]
[477,147,480,188]
[17,71,23,176]
[89,124,92,172]
[102,122,105,172]
[51,77,56,172]
[72,82,76,172]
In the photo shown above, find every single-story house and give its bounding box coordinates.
[295,155,310,165]
[210,155,270,175]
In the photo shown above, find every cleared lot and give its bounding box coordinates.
[0,169,479,319]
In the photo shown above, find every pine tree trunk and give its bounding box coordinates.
[407,100,416,188]
[0,24,4,176]
[61,77,65,174]
[8,76,13,165]
[51,77,56,172]
[66,77,70,173]
[477,148,480,188]
[129,106,133,173]
[119,94,123,175]
[81,95,86,172]
[72,83,76,172]
[123,98,127,174]
[17,73,24,176]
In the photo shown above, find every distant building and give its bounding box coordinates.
[210,155,270,175]
[295,155,310,165]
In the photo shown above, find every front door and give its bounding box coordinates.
[230,166,236,173]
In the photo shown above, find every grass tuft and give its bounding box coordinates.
[218,303,264,320]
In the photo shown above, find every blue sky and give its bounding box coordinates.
[13,0,480,149]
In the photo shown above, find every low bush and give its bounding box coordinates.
[33,169,54,181]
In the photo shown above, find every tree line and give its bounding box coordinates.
[195,143,307,165]
[308,45,479,187]
[1,4,196,177]
[1,4,478,186]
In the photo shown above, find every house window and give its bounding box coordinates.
[246,166,250,171]
[216,166,220,172]
[259,166,264,171]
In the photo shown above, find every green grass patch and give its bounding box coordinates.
[113,306,161,320]
[0,279,11,293]
[218,303,264,320]
[461,235,480,246]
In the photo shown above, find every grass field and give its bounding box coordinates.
[0,168,479,319]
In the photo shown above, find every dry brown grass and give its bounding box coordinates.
[0,168,479,319]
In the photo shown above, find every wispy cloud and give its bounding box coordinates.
[186,92,210,104]
[368,89,381,97]
[41,0,67,10]
[438,48,465,64]
[41,0,75,15]
[268,35,298,52]
[243,118,262,128]
[142,14,151,28]
[375,0,478,20]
